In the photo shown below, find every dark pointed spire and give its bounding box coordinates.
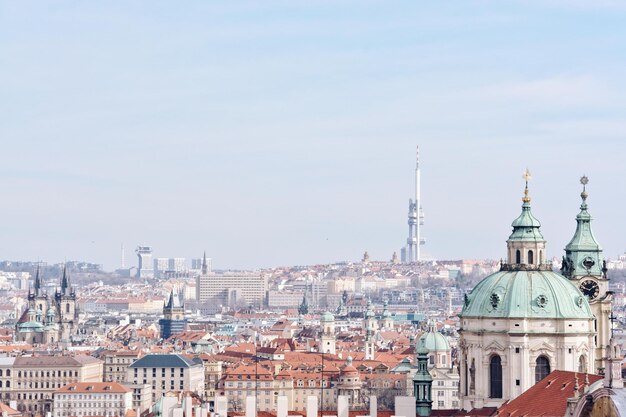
[61,264,71,296]
[298,294,308,315]
[34,264,41,296]
[201,251,208,275]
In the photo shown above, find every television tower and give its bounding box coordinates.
[405,146,424,262]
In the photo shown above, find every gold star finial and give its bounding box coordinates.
[522,168,531,203]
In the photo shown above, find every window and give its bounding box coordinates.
[515,347,520,353]
[489,355,502,398]
[438,401,444,407]
[578,355,588,373]
[515,250,521,264]
[528,250,534,265]
[535,356,550,383]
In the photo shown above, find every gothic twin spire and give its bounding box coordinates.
[31,264,72,297]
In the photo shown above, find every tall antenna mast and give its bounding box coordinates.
[416,146,421,262]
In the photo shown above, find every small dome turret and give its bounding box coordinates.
[321,311,335,322]
[418,322,450,352]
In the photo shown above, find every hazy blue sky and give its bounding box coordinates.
[2,1,626,271]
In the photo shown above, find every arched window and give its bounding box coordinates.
[515,250,521,264]
[539,250,543,264]
[535,356,550,383]
[489,355,502,398]
[528,250,534,265]
[0,369,3,376]
[66,303,70,313]
[578,355,587,373]
[5,381,9,388]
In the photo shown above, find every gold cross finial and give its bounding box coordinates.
[522,168,531,203]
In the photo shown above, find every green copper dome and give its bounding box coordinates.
[418,329,450,352]
[460,270,593,319]
[509,200,544,241]
[321,311,335,322]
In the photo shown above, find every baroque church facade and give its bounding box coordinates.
[458,176,611,410]
[16,266,78,345]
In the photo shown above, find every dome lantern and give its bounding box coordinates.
[505,169,547,269]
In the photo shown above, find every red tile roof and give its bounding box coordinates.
[56,382,131,394]
[495,370,602,417]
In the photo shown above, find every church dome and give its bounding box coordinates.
[418,328,450,352]
[321,311,335,322]
[18,321,44,331]
[460,269,593,319]
[461,175,593,320]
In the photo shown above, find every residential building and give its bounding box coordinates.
[0,357,14,403]
[122,383,152,414]
[196,272,266,310]
[53,382,132,417]
[127,354,204,402]
[102,350,144,383]
[12,355,103,415]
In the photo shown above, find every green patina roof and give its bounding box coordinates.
[566,194,601,252]
[415,338,430,356]
[418,330,450,352]
[460,270,593,319]
[321,311,335,322]
[18,321,44,331]
[563,188,604,278]
[509,201,544,241]
[365,299,375,318]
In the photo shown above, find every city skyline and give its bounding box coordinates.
[2,2,626,270]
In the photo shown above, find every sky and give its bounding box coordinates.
[1,1,626,271]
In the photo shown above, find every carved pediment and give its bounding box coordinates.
[484,339,506,353]
[529,341,555,355]
[575,341,590,353]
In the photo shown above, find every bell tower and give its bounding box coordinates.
[319,311,336,355]
[55,265,77,342]
[562,176,611,373]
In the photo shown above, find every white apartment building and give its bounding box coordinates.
[127,354,204,402]
[196,272,266,309]
[53,382,132,417]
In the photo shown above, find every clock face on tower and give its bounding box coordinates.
[579,279,600,300]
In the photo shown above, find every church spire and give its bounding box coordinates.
[60,264,71,296]
[562,176,604,278]
[33,264,41,297]
[505,170,546,269]
[201,251,208,275]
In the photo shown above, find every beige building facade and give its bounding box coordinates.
[12,355,103,415]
